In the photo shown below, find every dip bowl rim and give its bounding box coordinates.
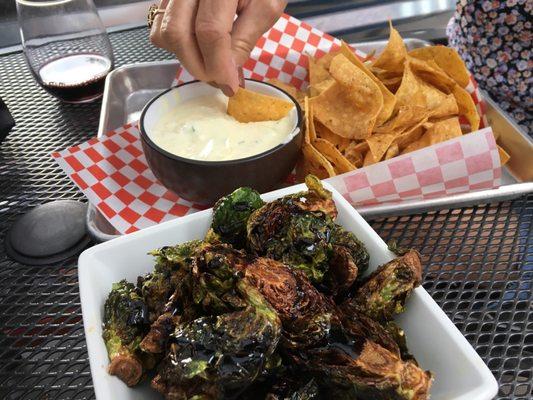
[139,79,303,166]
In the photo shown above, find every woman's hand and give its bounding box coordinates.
[150,0,286,96]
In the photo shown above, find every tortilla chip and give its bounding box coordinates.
[401,137,427,154]
[268,78,306,109]
[425,117,462,143]
[227,87,293,122]
[348,141,369,153]
[402,117,462,154]
[395,62,427,110]
[372,21,407,75]
[314,138,356,174]
[315,121,351,152]
[366,133,397,162]
[340,41,396,125]
[310,79,334,97]
[409,46,470,88]
[497,145,510,166]
[304,97,317,144]
[308,55,330,82]
[375,106,429,135]
[301,143,335,179]
[385,143,400,159]
[431,93,459,119]
[319,50,339,67]
[418,118,462,148]
[311,81,377,139]
[363,149,379,166]
[452,84,480,131]
[407,56,456,94]
[417,80,459,118]
[379,76,403,93]
[330,54,383,108]
[396,125,425,150]
[344,149,363,167]
[309,52,337,86]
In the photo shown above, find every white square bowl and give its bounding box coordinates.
[79,182,498,400]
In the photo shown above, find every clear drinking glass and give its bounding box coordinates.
[16,0,114,103]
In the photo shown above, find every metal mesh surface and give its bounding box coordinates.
[0,28,531,400]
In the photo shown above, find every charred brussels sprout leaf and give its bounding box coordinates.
[351,250,423,321]
[385,321,414,361]
[152,282,281,399]
[140,240,202,322]
[140,313,179,354]
[137,272,172,323]
[103,280,150,386]
[325,225,370,296]
[212,187,264,248]
[288,175,337,218]
[149,240,202,273]
[191,243,251,316]
[278,212,333,283]
[330,225,369,276]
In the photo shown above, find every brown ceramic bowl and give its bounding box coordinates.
[139,79,303,205]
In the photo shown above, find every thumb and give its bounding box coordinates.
[231,0,286,66]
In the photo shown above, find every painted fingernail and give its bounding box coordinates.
[220,84,235,97]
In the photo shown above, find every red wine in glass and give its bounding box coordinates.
[37,53,112,103]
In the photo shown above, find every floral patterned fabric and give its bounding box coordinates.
[447,0,532,135]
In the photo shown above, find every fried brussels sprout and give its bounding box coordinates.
[325,225,370,296]
[339,303,401,356]
[384,321,413,361]
[139,240,202,322]
[247,195,335,284]
[247,176,368,292]
[252,209,333,283]
[102,280,150,386]
[351,250,422,321]
[152,282,281,399]
[301,339,432,400]
[190,243,251,316]
[211,187,264,248]
[140,313,178,354]
[242,256,335,349]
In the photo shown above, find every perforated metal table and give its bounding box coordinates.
[0,27,531,400]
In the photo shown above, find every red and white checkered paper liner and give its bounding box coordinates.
[52,14,499,235]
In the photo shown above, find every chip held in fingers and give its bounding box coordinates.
[227,87,294,123]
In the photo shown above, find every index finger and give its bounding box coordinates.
[195,0,239,94]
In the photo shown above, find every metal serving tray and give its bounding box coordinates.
[87,39,533,241]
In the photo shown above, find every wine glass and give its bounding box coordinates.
[16,0,115,103]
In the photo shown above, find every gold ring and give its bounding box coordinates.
[147,4,165,28]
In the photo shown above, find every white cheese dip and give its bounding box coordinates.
[150,92,294,161]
